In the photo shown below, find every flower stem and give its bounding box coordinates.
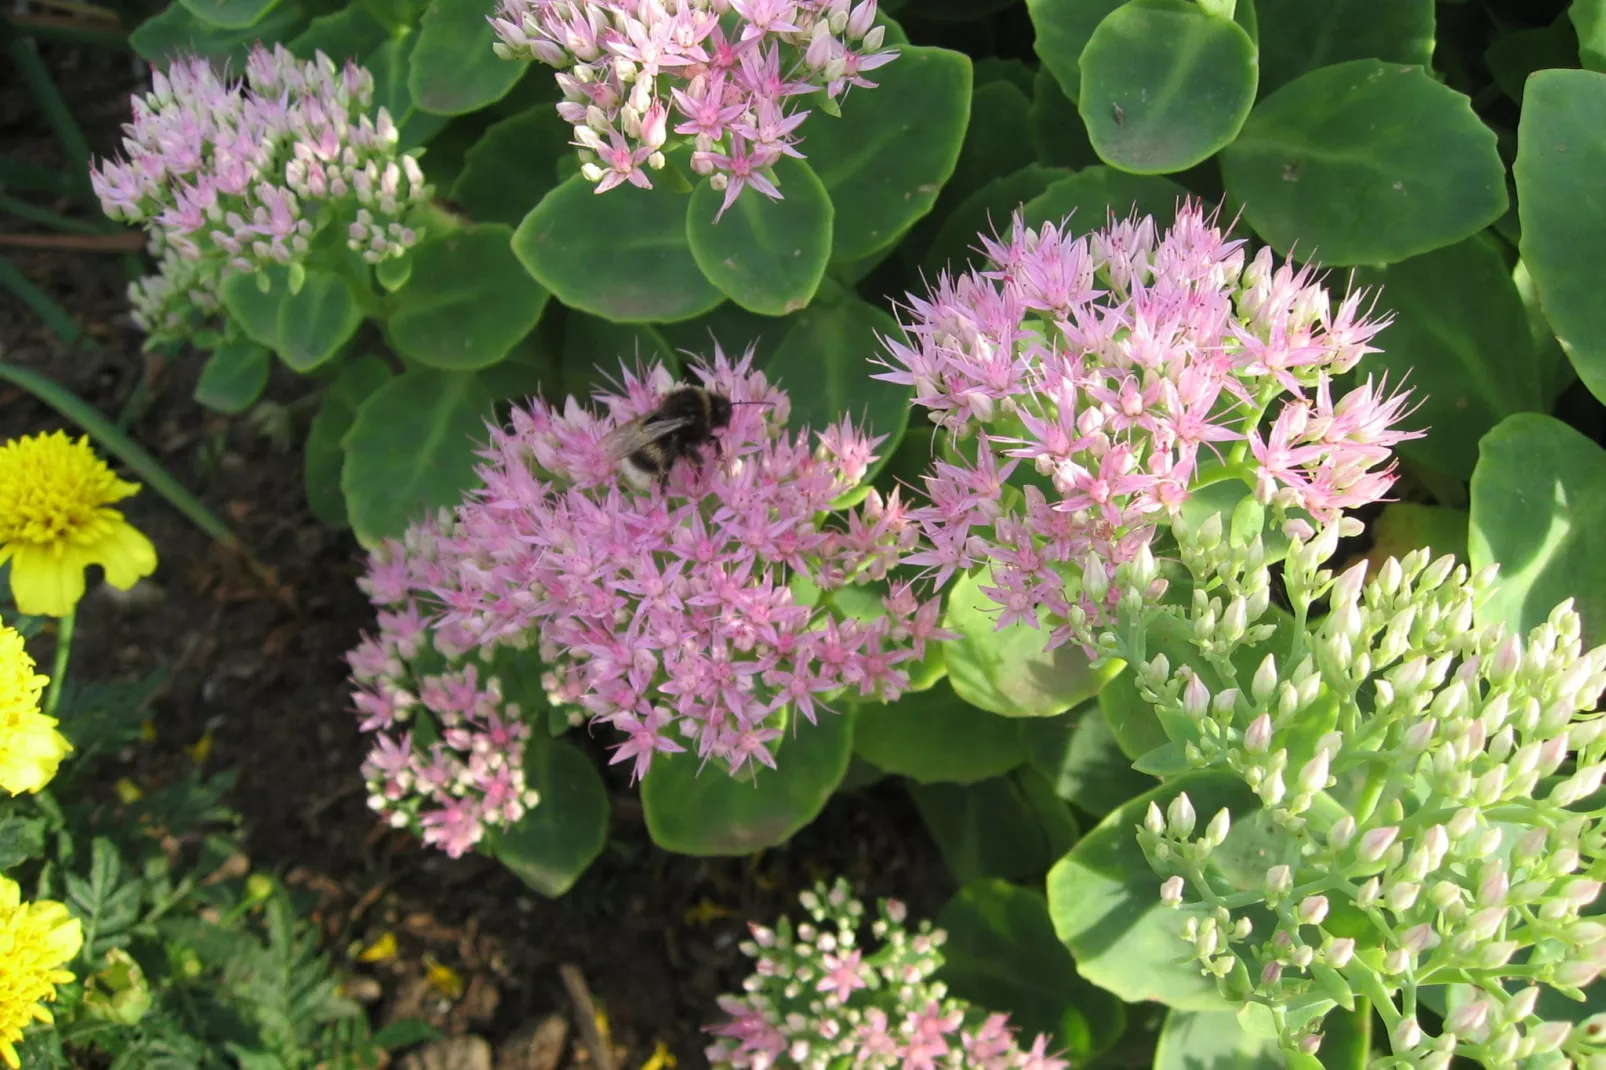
[0,359,238,547]
[43,609,74,719]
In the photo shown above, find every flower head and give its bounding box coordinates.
[0,432,157,617]
[0,625,69,796]
[91,46,431,343]
[0,876,82,1069]
[877,202,1416,650]
[491,0,895,218]
[708,879,1064,1070]
[349,346,942,789]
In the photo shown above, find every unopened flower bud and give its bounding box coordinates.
[1325,937,1355,969]
[1252,655,1278,703]
[1356,877,1381,909]
[1297,895,1329,926]
[1244,713,1272,755]
[1145,801,1165,836]
[1298,751,1331,794]
[1205,808,1231,847]
[1357,825,1400,864]
[1392,1017,1422,1052]
[1167,794,1197,838]
[1265,864,1293,897]
[1160,876,1185,907]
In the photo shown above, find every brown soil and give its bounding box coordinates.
[1,40,951,1069]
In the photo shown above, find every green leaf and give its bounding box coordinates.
[1515,68,1606,406]
[1047,771,1259,1010]
[765,288,911,481]
[178,0,280,31]
[387,224,549,370]
[943,564,1121,717]
[366,36,451,151]
[131,2,308,68]
[910,771,1077,883]
[853,680,1025,784]
[1220,60,1507,266]
[1019,703,1157,817]
[641,710,855,855]
[1366,502,1469,567]
[1486,19,1580,104]
[341,367,496,545]
[924,164,1069,278]
[305,356,392,527]
[1354,235,1545,481]
[514,175,723,324]
[449,107,571,227]
[222,267,363,373]
[0,814,46,871]
[1252,0,1434,96]
[1020,166,1188,233]
[1078,0,1257,175]
[1028,0,1125,104]
[371,1020,440,1051]
[687,156,833,316]
[1469,413,1606,646]
[194,341,270,415]
[937,879,1126,1062]
[486,738,608,897]
[1028,65,1099,169]
[558,311,676,400]
[1575,0,1606,71]
[940,80,1039,212]
[1153,1008,1283,1070]
[1099,663,1170,759]
[799,45,973,262]
[408,0,526,115]
[287,4,390,61]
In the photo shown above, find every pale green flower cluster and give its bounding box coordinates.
[1095,506,1606,1069]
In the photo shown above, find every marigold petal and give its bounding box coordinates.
[6,542,87,618]
[90,520,158,590]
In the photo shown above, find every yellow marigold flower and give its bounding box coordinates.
[0,875,82,1070]
[0,431,157,618]
[0,625,69,796]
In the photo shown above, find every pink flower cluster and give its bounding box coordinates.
[349,520,542,859]
[876,202,1419,649]
[708,879,1066,1070]
[90,45,431,341]
[488,0,895,217]
[351,347,943,785]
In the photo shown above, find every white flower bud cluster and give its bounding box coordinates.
[708,879,1058,1070]
[1109,516,1606,1068]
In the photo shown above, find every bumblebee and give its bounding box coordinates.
[603,381,734,488]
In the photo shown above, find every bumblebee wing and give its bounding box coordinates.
[600,413,696,463]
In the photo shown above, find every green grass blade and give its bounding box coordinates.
[0,253,81,344]
[0,192,108,235]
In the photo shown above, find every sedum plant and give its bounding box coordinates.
[1080,508,1606,1068]
[707,878,1064,1070]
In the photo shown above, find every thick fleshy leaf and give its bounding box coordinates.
[1099,663,1170,760]
[1514,259,1577,407]
[937,880,1126,1061]
[559,311,676,399]
[1221,60,1507,266]
[132,2,308,70]
[943,565,1121,717]
[408,0,526,115]
[178,0,279,31]
[286,4,390,61]
[450,107,571,226]
[687,157,833,316]
[975,57,1035,96]
[477,331,558,402]
[1515,69,1606,406]
[942,80,1039,211]
[387,224,549,370]
[194,341,270,415]
[1253,0,1434,96]
[853,680,1024,784]
[1028,0,1125,104]
[1028,65,1099,169]
[1486,20,1580,104]
[1469,413,1606,645]
[1153,1009,1282,1070]
[1360,503,1469,573]
[1354,235,1544,481]
[799,45,973,262]
[366,36,451,151]
[1019,702,1156,817]
[222,267,363,373]
[1078,0,1257,174]
[305,355,392,527]
[486,738,608,897]
[641,710,854,855]
[341,367,496,545]
[513,175,723,324]
[924,164,1069,277]
[1021,167,1188,233]
[765,288,912,480]
[1047,770,1259,1009]
[1575,0,1606,70]
[911,772,1079,884]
